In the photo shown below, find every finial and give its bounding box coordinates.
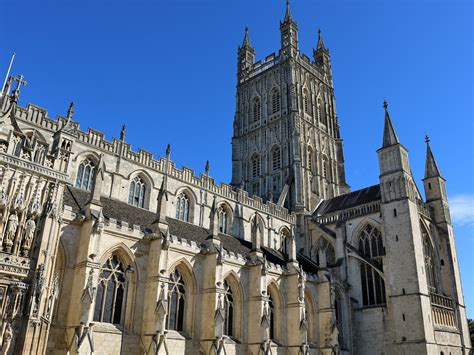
[242,26,251,47]
[166,144,171,158]
[67,102,74,119]
[12,74,27,101]
[205,160,210,175]
[425,134,430,144]
[316,28,326,50]
[383,99,388,112]
[120,124,126,141]
[284,0,293,21]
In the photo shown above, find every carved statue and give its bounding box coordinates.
[0,322,12,355]
[4,213,18,249]
[22,219,36,251]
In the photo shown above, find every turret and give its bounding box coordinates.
[237,26,255,80]
[313,29,333,84]
[422,136,450,224]
[280,0,299,57]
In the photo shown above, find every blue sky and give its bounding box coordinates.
[1,0,473,316]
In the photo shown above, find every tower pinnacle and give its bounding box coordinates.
[242,26,251,47]
[284,0,293,22]
[317,28,326,50]
[424,136,442,179]
[382,100,400,147]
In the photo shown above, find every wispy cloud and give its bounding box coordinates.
[450,194,474,227]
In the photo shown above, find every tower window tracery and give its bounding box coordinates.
[358,224,386,306]
[75,158,95,191]
[303,89,310,113]
[422,227,436,292]
[167,269,186,332]
[93,255,127,325]
[271,90,281,114]
[128,176,146,208]
[176,192,190,222]
[252,155,260,178]
[253,98,261,122]
[272,146,281,171]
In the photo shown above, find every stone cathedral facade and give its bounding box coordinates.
[0,3,471,355]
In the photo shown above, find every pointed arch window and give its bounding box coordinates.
[252,155,260,179]
[217,205,229,234]
[223,280,234,336]
[271,90,281,114]
[93,255,127,324]
[422,228,436,292]
[268,293,276,340]
[358,224,386,306]
[128,176,146,208]
[307,148,314,173]
[167,269,186,332]
[253,98,261,122]
[272,146,281,171]
[75,158,95,191]
[176,192,190,222]
[303,89,310,113]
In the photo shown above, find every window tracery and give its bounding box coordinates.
[218,205,229,234]
[128,176,146,208]
[75,158,95,191]
[176,192,190,222]
[358,224,386,306]
[223,280,234,336]
[271,90,280,114]
[167,269,186,332]
[253,98,261,122]
[272,146,281,171]
[93,255,127,324]
[422,227,436,292]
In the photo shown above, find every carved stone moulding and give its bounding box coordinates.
[0,252,30,278]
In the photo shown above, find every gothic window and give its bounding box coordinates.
[268,293,276,340]
[323,159,328,179]
[218,205,229,234]
[128,176,146,208]
[167,269,186,332]
[272,146,281,171]
[422,227,436,292]
[303,89,310,113]
[272,175,280,195]
[358,224,386,306]
[75,158,95,191]
[307,147,314,173]
[223,280,234,336]
[252,155,260,179]
[93,255,127,324]
[253,98,261,122]
[33,144,46,164]
[13,137,23,157]
[175,192,190,222]
[252,182,260,196]
[271,90,281,114]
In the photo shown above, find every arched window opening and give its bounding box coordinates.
[167,269,186,332]
[93,254,127,325]
[303,89,310,113]
[358,224,386,306]
[218,205,229,234]
[307,148,313,173]
[268,294,276,340]
[176,192,190,222]
[223,280,234,336]
[128,176,146,208]
[75,158,95,191]
[252,155,260,179]
[335,292,344,345]
[272,147,281,171]
[422,228,436,292]
[253,98,261,122]
[272,90,281,114]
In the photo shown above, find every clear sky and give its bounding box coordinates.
[1,0,473,317]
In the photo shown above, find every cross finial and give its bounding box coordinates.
[120,124,126,141]
[67,102,74,119]
[383,99,388,111]
[205,160,210,175]
[12,74,27,101]
[425,134,430,144]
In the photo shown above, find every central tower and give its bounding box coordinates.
[231,2,349,213]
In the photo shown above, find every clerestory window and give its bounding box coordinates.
[75,158,95,191]
[129,176,146,208]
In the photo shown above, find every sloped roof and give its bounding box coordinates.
[315,184,381,216]
[63,187,318,273]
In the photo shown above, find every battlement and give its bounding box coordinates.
[10,100,295,223]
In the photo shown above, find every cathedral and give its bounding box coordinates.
[0,2,471,355]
